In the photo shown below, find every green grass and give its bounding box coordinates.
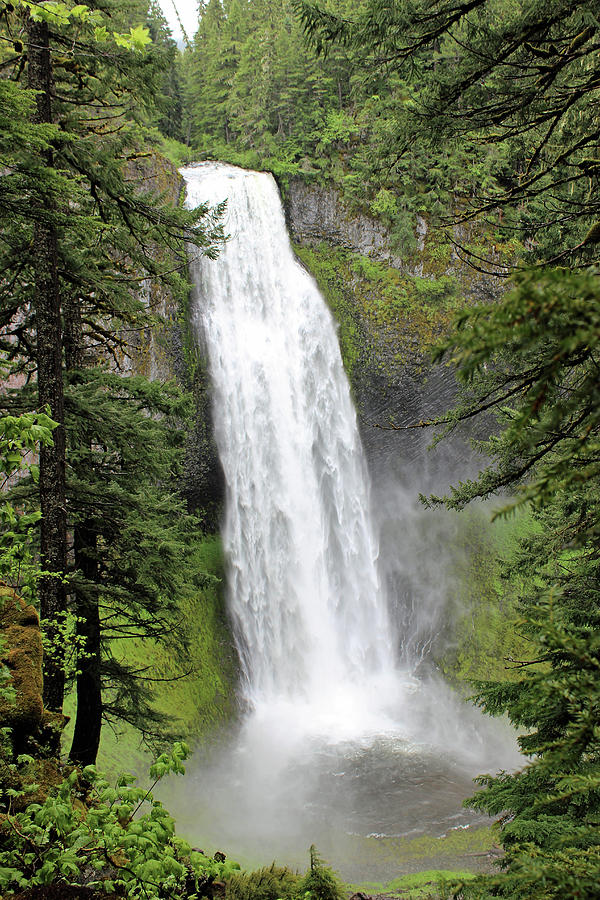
[294,243,466,379]
[353,870,476,899]
[388,869,475,897]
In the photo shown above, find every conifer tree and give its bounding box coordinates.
[296,2,600,895]
[64,372,201,764]
[184,0,233,144]
[182,0,357,158]
[0,0,223,759]
[296,0,600,266]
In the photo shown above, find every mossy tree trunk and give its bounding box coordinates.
[27,15,67,713]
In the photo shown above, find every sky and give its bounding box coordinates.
[158,0,199,43]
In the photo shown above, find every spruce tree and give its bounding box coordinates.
[429,271,600,898]
[64,372,201,763]
[296,0,600,266]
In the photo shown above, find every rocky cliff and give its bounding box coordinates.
[284,177,503,494]
[119,154,223,526]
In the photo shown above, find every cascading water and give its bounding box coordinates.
[183,162,398,726]
[176,162,519,879]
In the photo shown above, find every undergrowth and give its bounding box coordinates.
[0,743,241,898]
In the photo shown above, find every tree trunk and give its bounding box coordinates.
[69,521,102,766]
[27,16,67,712]
[64,297,103,766]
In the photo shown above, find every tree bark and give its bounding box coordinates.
[64,296,103,766]
[69,521,102,766]
[27,16,67,712]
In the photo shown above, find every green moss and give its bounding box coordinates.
[420,237,454,278]
[150,535,236,734]
[356,870,474,897]
[294,243,364,380]
[227,864,302,900]
[390,825,496,863]
[294,242,468,379]
[339,827,497,894]
[386,869,476,898]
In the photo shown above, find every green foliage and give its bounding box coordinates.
[319,110,359,148]
[88,534,237,776]
[156,132,198,166]
[4,370,223,749]
[227,862,302,900]
[387,870,476,899]
[143,536,237,738]
[0,408,57,763]
[0,742,241,897]
[428,268,600,528]
[9,0,150,48]
[296,0,600,269]
[0,409,57,601]
[294,244,364,379]
[298,846,346,900]
[422,188,600,900]
[293,3,600,896]
[437,508,538,687]
[0,1,224,364]
[225,850,346,900]
[180,0,493,239]
[295,243,465,381]
[0,0,228,750]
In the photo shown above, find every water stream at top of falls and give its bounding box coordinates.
[177,162,520,879]
[183,161,398,728]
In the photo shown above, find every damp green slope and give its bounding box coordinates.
[63,535,238,776]
[437,506,541,687]
[294,243,463,380]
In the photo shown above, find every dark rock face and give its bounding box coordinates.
[117,157,224,521]
[284,177,505,666]
[118,153,185,381]
[182,364,225,530]
[286,180,406,268]
[131,165,497,518]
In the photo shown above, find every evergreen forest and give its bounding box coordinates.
[0,0,599,898]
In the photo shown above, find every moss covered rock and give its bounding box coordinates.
[0,585,43,732]
[0,584,66,757]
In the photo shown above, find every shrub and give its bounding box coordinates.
[0,743,240,898]
[297,847,346,900]
[227,863,301,900]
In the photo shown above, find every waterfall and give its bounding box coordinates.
[173,163,520,874]
[182,162,397,722]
